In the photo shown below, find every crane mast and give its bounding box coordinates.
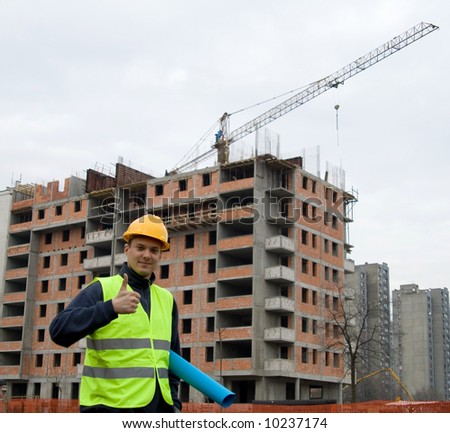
[174,22,438,172]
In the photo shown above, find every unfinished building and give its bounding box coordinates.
[0,155,356,404]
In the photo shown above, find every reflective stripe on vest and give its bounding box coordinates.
[86,337,170,351]
[80,275,174,408]
[82,366,169,379]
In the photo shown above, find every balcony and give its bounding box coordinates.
[2,292,26,303]
[86,229,114,246]
[264,358,295,373]
[0,316,25,328]
[163,210,219,231]
[265,235,295,254]
[4,268,28,280]
[264,327,295,343]
[217,296,253,310]
[0,365,21,378]
[83,253,126,271]
[265,296,295,313]
[9,220,32,233]
[264,265,295,284]
[219,205,255,223]
[266,186,294,198]
[7,244,30,257]
[264,201,295,226]
[219,177,254,193]
[344,258,355,273]
[218,234,253,251]
[216,358,253,375]
[0,341,22,351]
[217,264,253,281]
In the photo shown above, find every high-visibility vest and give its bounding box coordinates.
[80,274,174,408]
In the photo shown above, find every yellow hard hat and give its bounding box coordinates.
[122,214,170,251]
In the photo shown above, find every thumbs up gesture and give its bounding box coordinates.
[112,274,141,314]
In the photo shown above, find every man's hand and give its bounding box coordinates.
[111,274,141,314]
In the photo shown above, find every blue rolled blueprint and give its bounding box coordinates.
[169,350,236,408]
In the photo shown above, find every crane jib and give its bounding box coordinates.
[175,22,438,171]
[228,22,439,144]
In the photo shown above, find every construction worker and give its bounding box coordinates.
[50,215,182,413]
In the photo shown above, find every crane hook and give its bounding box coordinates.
[334,104,340,146]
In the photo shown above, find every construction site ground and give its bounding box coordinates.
[1,399,450,413]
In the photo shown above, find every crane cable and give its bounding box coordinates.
[174,80,330,171]
[172,83,313,170]
[228,82,315,117]
[172,119,220,171]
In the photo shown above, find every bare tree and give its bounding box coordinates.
[324,286,386,403]
[47,364,64,399]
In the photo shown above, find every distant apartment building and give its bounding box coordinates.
[392,284,450,400]
[346,262,392,372]
[0,155,357,404]
[344,262,392,400]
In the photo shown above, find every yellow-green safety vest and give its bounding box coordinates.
[80,274,174,408]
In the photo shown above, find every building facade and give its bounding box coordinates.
[392,284,450,400]
[0,155,356,404]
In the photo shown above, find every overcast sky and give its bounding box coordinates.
[0,1,448,292]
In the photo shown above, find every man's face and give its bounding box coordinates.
[124,236,162,279]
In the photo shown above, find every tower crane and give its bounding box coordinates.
[172,22,438,173]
